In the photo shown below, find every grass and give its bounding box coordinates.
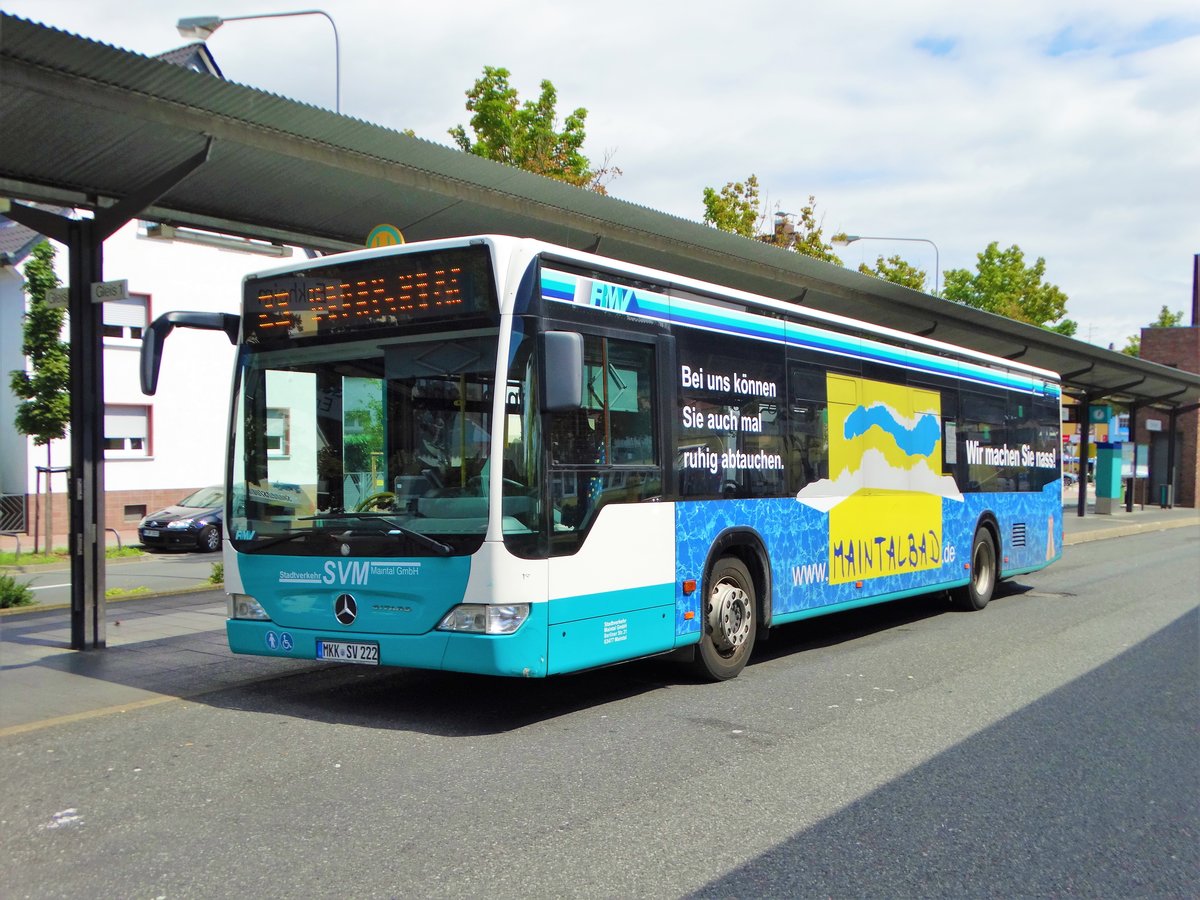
[0,545,145,567]
[105,586,152,600]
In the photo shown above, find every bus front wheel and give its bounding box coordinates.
[952,527,997,611]
[692,556,757,681]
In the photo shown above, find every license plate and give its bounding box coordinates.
[142,529,160,538]
[316,640,379,665]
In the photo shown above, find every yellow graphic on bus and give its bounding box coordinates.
[796,375,963,585]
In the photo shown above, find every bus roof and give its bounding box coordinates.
[244,234,1061,385]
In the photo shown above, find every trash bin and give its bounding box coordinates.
[1159,484,1174,508]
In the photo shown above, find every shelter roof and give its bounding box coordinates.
[1,12,1196,407]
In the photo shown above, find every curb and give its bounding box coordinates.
[1063,516,1199,546]
[0,582,224,617]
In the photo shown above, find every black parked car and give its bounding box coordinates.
[138,486,224,552]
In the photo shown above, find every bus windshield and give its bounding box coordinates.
[228,331,503,557]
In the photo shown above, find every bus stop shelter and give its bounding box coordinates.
[2,12,1199,649]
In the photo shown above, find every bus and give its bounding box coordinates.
[141,235,1063,680]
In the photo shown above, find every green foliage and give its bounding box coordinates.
[1121,305,1185,356]
[106,586,151,600]
[702,175,762,238]
[449,66,618,193]
[857,254,927,291]
[0,572,35,608]
[209,562,224,584]
[0,545,141,567]
[941,241,1075,334]
[342,393,384,473]
[703,179,842,263]
[9,242,70,445]
[772,197,842,264]
[1150,305,1185,328]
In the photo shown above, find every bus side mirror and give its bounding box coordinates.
[141,311,240,395]
[540,331,583,412]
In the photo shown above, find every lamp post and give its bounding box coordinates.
[833,234,940,297]
[177,10,340,114]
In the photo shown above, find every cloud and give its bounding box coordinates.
[5,0,1198,350]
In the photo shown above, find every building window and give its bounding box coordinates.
[105,405,150,457]
[267,407,290,457]
[102,294,148,341]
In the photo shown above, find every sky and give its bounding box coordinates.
[4,0,1199,351]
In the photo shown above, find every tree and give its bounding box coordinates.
[772,197,842,264]
[941,241,1076,335]
[702,178,841,263]
[9,240,69,553]
[702,175,762,239]
[9,241,69,447]
[1120,305,1185,357]
[449,66,619,194]
[856,254,927,292]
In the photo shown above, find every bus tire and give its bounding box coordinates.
[952,527,997,611]
[692,556,757,681]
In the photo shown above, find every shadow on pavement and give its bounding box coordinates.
[689,608,1200,898]
[2,584,1040,738]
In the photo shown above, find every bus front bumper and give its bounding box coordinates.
[226,602,550,678]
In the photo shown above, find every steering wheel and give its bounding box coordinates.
[354,491,396,512]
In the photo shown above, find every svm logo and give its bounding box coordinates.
[588,282,637,312]
[324,560,370,586]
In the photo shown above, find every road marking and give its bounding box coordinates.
[0,695,180,738]
[0,666,324,739]
[30,583,72,591]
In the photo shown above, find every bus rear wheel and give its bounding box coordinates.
[692,557,757,681]
[952,527,996,611]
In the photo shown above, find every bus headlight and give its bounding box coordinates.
[228,593,270,620]
[438,603,530,635]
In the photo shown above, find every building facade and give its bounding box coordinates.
[1134,325,1200,508]
[1,217,289,542]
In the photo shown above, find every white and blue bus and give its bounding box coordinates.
[142,235,1063,680]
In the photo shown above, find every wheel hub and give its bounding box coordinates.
[707,580,752,652]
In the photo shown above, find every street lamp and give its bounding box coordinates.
[177,10,340,114]
[833,233,941,297]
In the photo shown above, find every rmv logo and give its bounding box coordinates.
[323,560,370,586]
[589,282,636,312]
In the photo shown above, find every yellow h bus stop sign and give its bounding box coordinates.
[366,224,404,247]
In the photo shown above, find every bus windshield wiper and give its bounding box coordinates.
[298,512,453,556]
[239,529,320,554]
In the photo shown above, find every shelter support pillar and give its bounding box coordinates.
[1076,395,1091,517]
[1126,403,1138,513]
[4,139,213,649]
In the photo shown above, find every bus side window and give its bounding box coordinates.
[788,364,829,493]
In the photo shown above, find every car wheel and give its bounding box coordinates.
[198,525,221,553]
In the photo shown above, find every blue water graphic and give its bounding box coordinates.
[844,405,940,457]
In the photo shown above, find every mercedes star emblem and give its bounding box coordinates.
[334,593,357,625]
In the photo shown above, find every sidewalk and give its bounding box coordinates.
[2,503,1198,737]
[1060,492,1200,544]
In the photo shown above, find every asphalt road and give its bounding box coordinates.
[17,549,220,606]
[1,528,1196,898]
